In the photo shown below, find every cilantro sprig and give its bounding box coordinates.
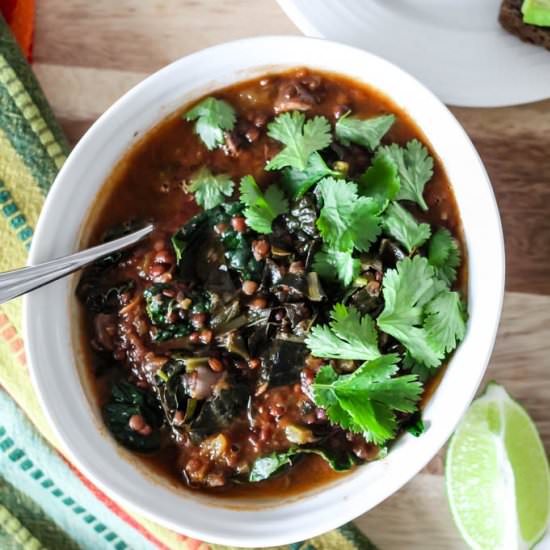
[428,228,461,286]
[186,167,234,210]
[281,152,340,199]
[265,112,332,171]
[377,256,445,368]
[376,255,468,369]
[358,154,400,209]
[316,177,381,253]
[425,290,467,354]
[239,175,288,234]
[312,247,360,287]
[377,140,434,211]
[382,201,431,253]
[335,112,395,151]
[305,304,380,361]
[184,97,236,150]
[312,354,423,445]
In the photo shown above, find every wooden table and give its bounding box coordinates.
[32,2,550,548]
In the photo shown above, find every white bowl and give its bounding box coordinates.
[24,36,504,547]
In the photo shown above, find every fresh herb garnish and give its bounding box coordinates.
[186,167,234,210]
[428,228,461,286]
[184,97,236,150]
[382,201,431,253]
[425,290,467,354]
[405,413,425,437]
[265,112,332,171]
[239,175,288,234]
[313,246,360,287]
[316,177,381,252]
[335,112,395,151]
[377,139,434,211]
[358,154,400,209]
[281,152,340,199]
[305,304,380,361]
[312,355,423,445]
[377,256,445,368]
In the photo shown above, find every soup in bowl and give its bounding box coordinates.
[24,36,504,547]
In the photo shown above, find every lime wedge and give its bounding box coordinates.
[446,383,550,549]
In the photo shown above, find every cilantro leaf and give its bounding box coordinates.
[239,175,288,234]
[312,355,423,444]
[313,246,360,287]
[352,198,385,252]
[377,256,445,368]
[403,352,432,382]
[335,112,395,151]
[305,303,380,361]
[377,140,433,211]
[382,201,431,253]
[316,177,381,253]
[405,414,425,437]
[428,228,461,286]
[425,290,467,354]
[265,112,332,171]
[281,152,339,199]
[184,97,236,150]
[358,154,400,210]
[186,167,234,210]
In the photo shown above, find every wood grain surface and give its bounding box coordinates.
[31,1,550,548]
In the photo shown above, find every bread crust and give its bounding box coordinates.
[499,0,550,50]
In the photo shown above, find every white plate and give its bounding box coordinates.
[278,0,550,107]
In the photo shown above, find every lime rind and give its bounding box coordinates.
[503,390,550,547]
[446,383,550,550]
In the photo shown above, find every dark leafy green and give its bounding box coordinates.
[103,382,162,452]
[249,445,356,482]
[143,284,210,342]
[189,385,249,441]
[76,279,134,314]
[171,211,212,265]
[154,359,189,425]
[258,340,309,389]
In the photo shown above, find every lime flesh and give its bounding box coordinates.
[446,383,550,549]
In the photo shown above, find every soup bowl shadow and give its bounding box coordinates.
[24,36,504,547]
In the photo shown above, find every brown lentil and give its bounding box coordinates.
[231,216,247,232]
[208,357,224,372]
[242,280,258,295]
[129,414,145,432]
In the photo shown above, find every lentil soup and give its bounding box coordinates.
[77,68,466,497]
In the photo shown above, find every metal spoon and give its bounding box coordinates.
[0,224,154,305]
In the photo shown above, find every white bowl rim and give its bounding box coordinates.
[23,35,505,547]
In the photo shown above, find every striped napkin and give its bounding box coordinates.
[0,11,378,550]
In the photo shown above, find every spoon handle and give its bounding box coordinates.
[0,225,154,305]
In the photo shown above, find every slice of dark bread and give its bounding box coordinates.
[499,0,550,50]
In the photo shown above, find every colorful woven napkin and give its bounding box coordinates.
[0,13,378,550]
